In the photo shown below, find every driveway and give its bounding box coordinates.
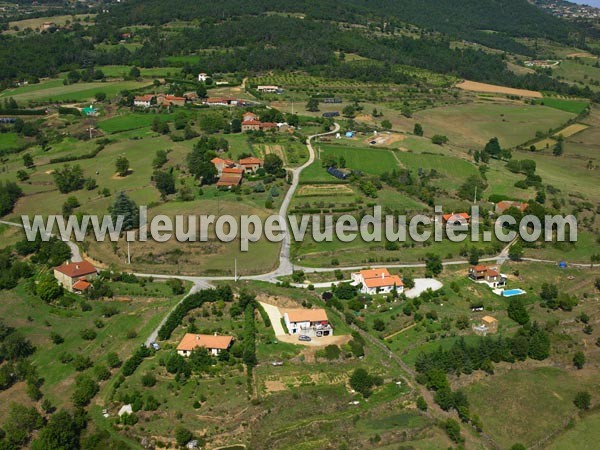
[258,302,286,336]
[405,278,443,298]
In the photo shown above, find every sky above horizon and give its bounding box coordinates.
[570,0,600,7]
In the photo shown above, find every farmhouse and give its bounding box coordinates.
[133,94,155,108]
[468,265,506,288]
[40,22,57,32]
[283,309,333,337]
[157,94,186,107]
[239,156,263,173]
[473,315,498,336]
[205,97,239,106]
[241,120,278,132]
[442,212,470,226]
[242,112,259,122]
[211,157,236,175]
[53,260,98,292]
[256,85,280,93]
[495,200,528,215]
[216,167,243,188]
[177,333,234,356]
[351,268,404,295]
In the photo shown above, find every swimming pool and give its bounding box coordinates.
[502,289,526,297]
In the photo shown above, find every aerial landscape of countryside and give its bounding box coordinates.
[0,0,600,449]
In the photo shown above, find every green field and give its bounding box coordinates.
[535,97,590,114]
[414,102,576,149]
[0,132,24,151]
[549,412,600,449]
[301,143,399,183]
[98,113,174,134]
[96,65,176,78]
[0,79,151,103]
[464,367,599,448]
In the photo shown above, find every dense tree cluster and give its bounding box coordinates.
[0,181,23,216]
[157,285,233,340]
[415,323,551,377]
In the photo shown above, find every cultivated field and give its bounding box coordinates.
[414,102,575,148]
[456,80,542,98]
[0,78,151,103]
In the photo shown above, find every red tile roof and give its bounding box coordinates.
[177,334,234,351]
[72,279,92,291]
[54,260,97,278]
[364,274,403,289]
[443,212,470,222]
[211,157,235,166]
[359,268,390,279]
[471,265,488,272]
[285,309,328,323]
[161,95,185,101]
[216,173,243,187]
[496,201,528,213]
[134,94,154,101]
[222,167,244,174]
[239,157,263,165]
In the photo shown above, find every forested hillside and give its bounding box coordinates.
[0,0,598,99]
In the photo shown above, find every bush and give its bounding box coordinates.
[574,391,591,410]
[50,332,64,344]
[79,328,97,340]
[72,354,93,371]
[444,418,463,443]
[175,427,193,446]
[141,372,157,387]
[106,352,122,368]
[324,345,341,360]
[122,346,152,377]
[72,374,99,407]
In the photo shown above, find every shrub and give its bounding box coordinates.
[79,328,97,340]
[574,391,591,410]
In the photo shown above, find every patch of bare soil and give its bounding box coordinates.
[255,293,300,309]
[276,334,351,347]
[456,80,542,98]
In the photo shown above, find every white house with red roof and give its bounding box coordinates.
[283,308,333,337]
[133,94,155,108]
[468,264,506,288]
[177,333,234,356]
[351,268,404,295]
[53,260,97,292]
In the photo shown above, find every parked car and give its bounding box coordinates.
[298,335,311,342]
[150,342,160,350]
